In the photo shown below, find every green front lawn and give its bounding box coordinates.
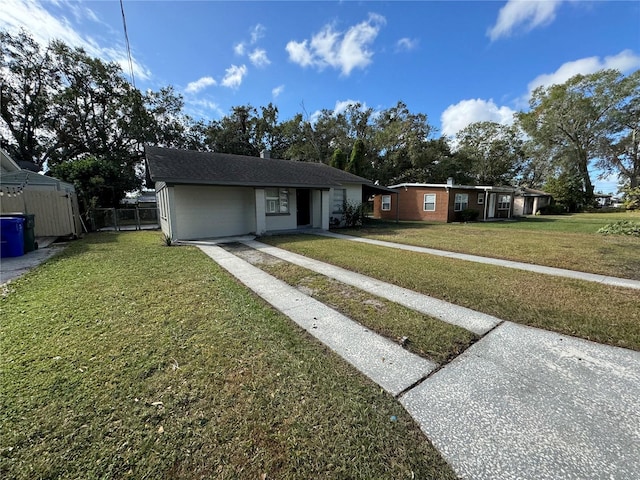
[0,232,455,479]
[344,211,640,280]
[259,235,640,351]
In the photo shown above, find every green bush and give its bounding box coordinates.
[456,208,480,222]
[342,201,367,227]
[537,204,566,215]
[597,220,640,237]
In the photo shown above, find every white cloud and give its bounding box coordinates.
[250,24,266,44]
[221,64,247,89]
[527,50,640,94]
[396,37,418,52]
[185,76,216,94]
[286,13,386,76]
[1,0,151,80]
[249,48,270,68]
[286,40,314,67]
[333,99,368,116]
[272,85,285,97]
[488,0,563,41]
[185,98,224,119]
[234,42,246,56]
[441,99,516,138]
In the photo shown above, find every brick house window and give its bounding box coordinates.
[423,194,436,211]
[381,195,391,211]
[454,193,468,212]
[478,193,485,205]
[498,194,511,210]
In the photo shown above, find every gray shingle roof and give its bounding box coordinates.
[145,146,373,188]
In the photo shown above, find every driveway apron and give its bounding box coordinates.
[195,240,640,480]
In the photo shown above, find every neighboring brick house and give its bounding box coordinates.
[372,179,516,222]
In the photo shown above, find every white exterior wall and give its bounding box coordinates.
[329,184,362,224]
[265,188,297,231]
[156,182,174,239]
[311,190,323,228]
[513,196,525,216]
[173,185,255,240]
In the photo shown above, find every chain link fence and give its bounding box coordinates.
[90,207,159,231]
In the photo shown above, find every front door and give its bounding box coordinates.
[296,189,310,226]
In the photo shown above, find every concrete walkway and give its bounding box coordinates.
[195,240,640,480]
[0,238,64,286]
[314,231,640,290]
[242,239,500,336]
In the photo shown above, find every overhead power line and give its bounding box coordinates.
[119,0,136,88]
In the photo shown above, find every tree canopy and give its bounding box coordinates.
[2,29,638,214]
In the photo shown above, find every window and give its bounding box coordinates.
[477,193,485,205]
[265,188,289,214]
[423,193,436,211]
[381,195,391,211]
[498,194,511,210]
[333,188,346,213]
[454,193,468,212]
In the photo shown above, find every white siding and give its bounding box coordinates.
[173,185,255,239]
[265,188,297,231]
[329,184,362,224]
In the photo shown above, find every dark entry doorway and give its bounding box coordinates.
[296,189,310,226]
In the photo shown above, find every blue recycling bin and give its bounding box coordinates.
[0,217,25,258]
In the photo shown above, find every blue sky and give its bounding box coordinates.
[2,0,639,193]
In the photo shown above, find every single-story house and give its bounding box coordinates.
[144,146,390,241]
[372,179,516,222]
[1,149,82,237]
[513,187,552,216]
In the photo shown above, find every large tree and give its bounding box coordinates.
[595,70,640,189]
[456,121,524,185]
[371,101,434,184]
[518,69,638,202]
[0,30,57,168]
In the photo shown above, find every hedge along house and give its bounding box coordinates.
[372,179,516,223]
[145,146,388,241]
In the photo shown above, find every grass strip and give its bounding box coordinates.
[344,212,640,280]
[0,232,457,480]
[259,235,640,351]
[224,244,476,365]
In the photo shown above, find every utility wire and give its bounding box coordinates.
[120,0,136,88]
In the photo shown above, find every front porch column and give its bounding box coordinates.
[254,188,266,235]
[532,197,539,215]
[321,190,330,230]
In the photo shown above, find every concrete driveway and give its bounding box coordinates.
[196,239,640,480]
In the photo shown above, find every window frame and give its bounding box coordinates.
[477,193,485,205]
[381,194,392,211]
[454,193,469,212]
[265,188,290,215]
[332,188,347,214]
[423,193,436,212]
[497,194,511,210]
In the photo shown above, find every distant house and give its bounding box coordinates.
[372,179,516,222]
[0,149,82,237]
[594,194,614,208]
[144,146,389,241]
[513,187,553,216]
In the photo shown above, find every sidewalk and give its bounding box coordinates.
[195,240,640,480]
[314,231,640,290]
